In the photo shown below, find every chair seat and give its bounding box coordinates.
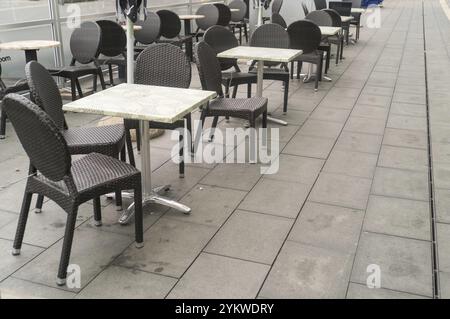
[0,81,29,99]
[98,55,126,66]
[49,65,99,78]
[64,124,125,157]
[208,97,267,115]
[294,51,322,64]
[222,71,257,86]
[38,152,139,194]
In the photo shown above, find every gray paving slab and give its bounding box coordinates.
[164,184,246,227]
[76,265,177,299]
[288,202,363,254]
[344,117,387,136]
[114,217,216,278]
[346,282,428,299]
[0,277,76,299]
[363,195,430,240]
[334,132,383,154]
[238,178,310,218]
[205,210,292,264]
[378,145,428,172]
[372,167,429,201]
[323,150,378,179]
[283,135,335,159]
[168,253,269,299]
[264,154,324,185]
[351,232,433,297]
[259,241,354,299]
[383,128,428,150]
[309,173,372,210]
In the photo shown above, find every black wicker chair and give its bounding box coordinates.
[48,21,106,101]
[194,41,267,142]
[287,20,324,91]
[96,20,127,86]
[156,10,194,61]
[324,8,345,64]
[329,1,353,44]
[2,93,143,286]
[25,61,126,215]
[263,0,284,24]
[135,12,162,50]
[271,12,288,29]
[124,44,192,178]
[314,0,327,10]
[229,0,249,44]
[194,4,220,42]
[214,3,232,27]
[249,23,290,113]
[204,25,257,99]
[0,63,29,139]
[350,0,362,41]
[306,11,332,74]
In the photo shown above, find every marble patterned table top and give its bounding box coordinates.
[341,16,355,22]
[179,14,205,20]
[320,26,341,36]
[218,46,303,63]
[63,84,217,123]
[0,40,60,51]
[351,8,366,13]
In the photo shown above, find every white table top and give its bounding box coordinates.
[122,25,142,31]
[341,16,355,22]
[230,8,240,12]
[179,14,205,20]
[0,40,60,51]
[351,8,366,13]
[63,84,217,123]
[218,46,303,63]
[320,26,341,36]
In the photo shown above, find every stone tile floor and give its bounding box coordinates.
[1,0,450,299]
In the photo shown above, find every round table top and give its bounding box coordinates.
[0,40,60,51]
[178,14,205,20]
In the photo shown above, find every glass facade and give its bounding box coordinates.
[0,0,225,81]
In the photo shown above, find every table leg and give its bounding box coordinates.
[256,60,288,126]
[24,50,38,63]
[118,120,191,225]
[184,19,192,37]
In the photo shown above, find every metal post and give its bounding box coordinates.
[48,0,65,68]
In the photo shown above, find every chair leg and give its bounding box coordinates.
[290,61,294,79]
[108,64,114,86]
[12,191,33,255]
[209,116,219,142]
[0,108,7,139]
[93,73,98,92]
[262,111,267,128]
[70,79,77,101]
[340,37,344,60]
[325,47,330,74]
[98,69,106,90]
[114,154,123,209]
[125,129,136,167]
[239,27,242,45]
[136,129,141,152]
[244,23,248,43]
[186,113,193,155]
[75,78,83,98]
[120,145,126,162]
[247,83,252,98]
[56,209,78,286]
[134,183,143,248]
[336,43,340,65]
[225,83,230,98]
[179,130,185,178]
[297,61,301,79]
[232,84,238,98]
[315,60,322,91]
[35,194,44,213]
[194,110,207,154]
[283,79,289,114]
[93,197,102,226]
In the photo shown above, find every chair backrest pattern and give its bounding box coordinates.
[204,25,239,71]
[97,20,126,57]
[135,43,191,89]
[2,94,71,182]
[306,10,333,26]
[287,20,322,54]
[25,61,65,130]
[70,21,102,64]
[194,41,224,97]
[135,12,161,45]
[196,4,220,31]
[157,10,182,39]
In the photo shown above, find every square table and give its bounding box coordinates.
[320,26,341,37]
[63,83,216,223]
[218,46,303,125]
[341,16,355,23]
